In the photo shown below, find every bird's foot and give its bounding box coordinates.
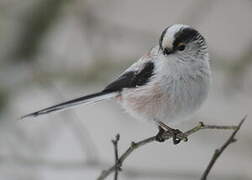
[155,121,188,144]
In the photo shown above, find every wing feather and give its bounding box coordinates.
[103,61,155,92]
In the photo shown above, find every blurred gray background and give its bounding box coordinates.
[0,0,251,180]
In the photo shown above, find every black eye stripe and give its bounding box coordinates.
[159,26,206,55]
[173,28,202,47]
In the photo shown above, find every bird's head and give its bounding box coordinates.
[159,24,208,60]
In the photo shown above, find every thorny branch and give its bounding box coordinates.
[112,134,121,180]
[97,116,246,180]
[200,116,246,180]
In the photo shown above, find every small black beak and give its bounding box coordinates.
[163,48,173,55]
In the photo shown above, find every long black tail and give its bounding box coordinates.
[20,91,118,119]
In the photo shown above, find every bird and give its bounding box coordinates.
[21,24,211,144]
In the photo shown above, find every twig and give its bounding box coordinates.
[97,120,241,180]
[112,134,120,180]
[200,116,246,180]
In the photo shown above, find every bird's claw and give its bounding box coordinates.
[172,129,188,145]
[155,126,166,142]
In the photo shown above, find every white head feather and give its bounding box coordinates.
[161,24,189,49]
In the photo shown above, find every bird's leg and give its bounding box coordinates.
[156,121,188,145]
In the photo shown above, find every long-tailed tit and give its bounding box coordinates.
[21,24,211,144]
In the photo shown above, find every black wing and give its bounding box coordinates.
[103,61,155,93]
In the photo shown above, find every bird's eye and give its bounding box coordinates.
[177,44,186,51]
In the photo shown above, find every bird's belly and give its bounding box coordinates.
[119,83,168,123]
[119,77,209,124]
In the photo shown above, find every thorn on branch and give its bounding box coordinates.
[131,141,137,147]
[199,121,205,127]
